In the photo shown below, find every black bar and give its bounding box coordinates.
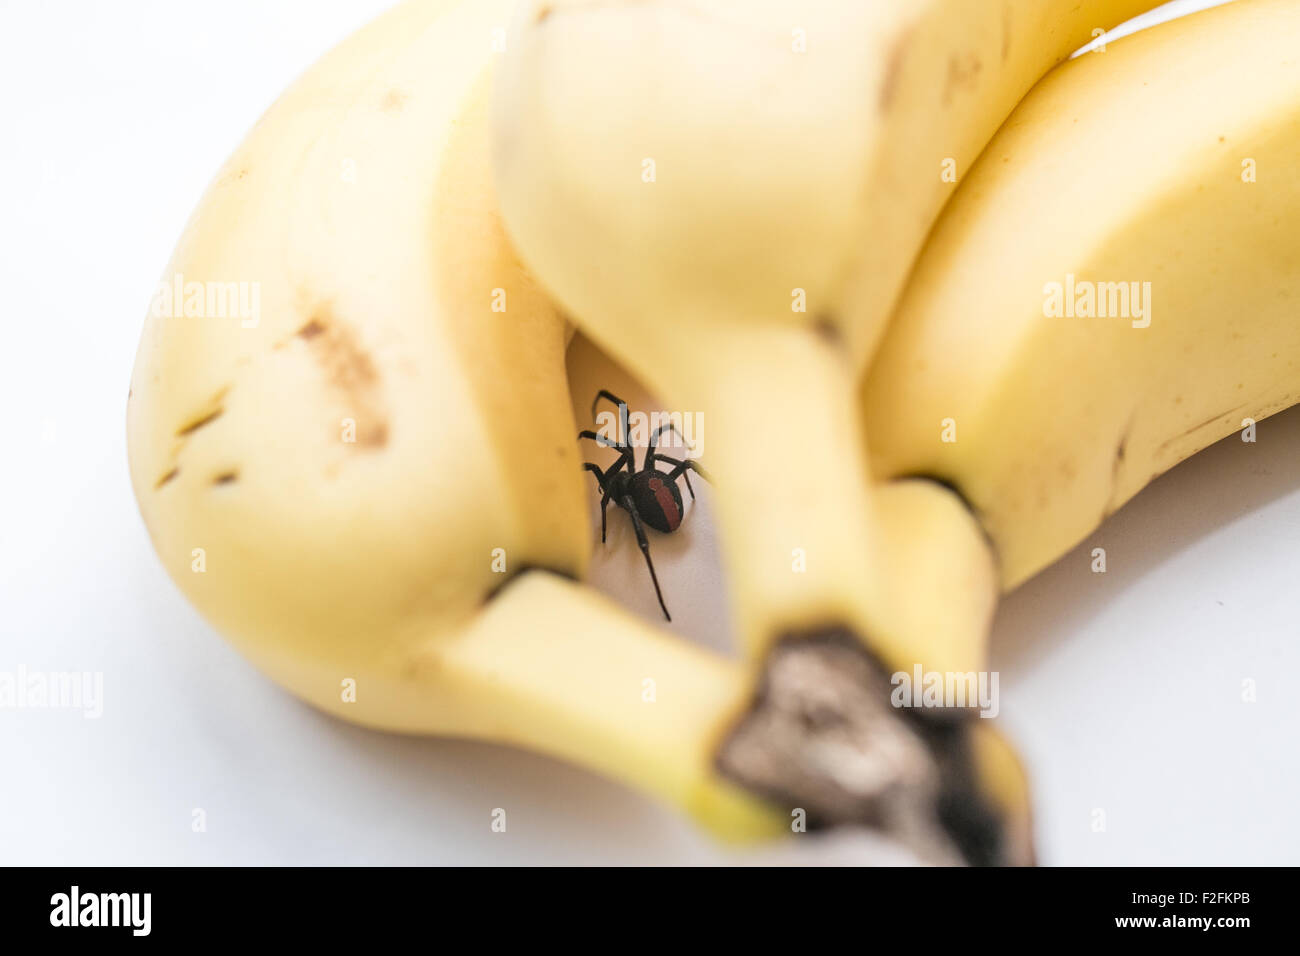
[0,867,1280,941]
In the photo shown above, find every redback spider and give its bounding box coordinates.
[579,390,708,621]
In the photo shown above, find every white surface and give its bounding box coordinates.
[3,0,1294,866]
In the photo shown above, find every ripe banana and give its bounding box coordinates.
[491,0,1160,665]
[126,0,779,843]
[491,0,1147,853]
[864,0,1300,600]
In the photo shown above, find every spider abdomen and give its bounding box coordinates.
[631,470,684,534]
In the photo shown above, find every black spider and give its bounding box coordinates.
[580,390,708,621]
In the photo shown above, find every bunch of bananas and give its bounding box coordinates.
[127,0,1300,864]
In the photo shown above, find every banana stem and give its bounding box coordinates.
[629,327,1014,861]
[431,572,786,842]
[652,324,894,661]
[553,326,1007,852]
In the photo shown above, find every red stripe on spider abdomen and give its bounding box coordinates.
[648,476,680,531]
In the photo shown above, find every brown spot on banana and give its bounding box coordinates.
[157,387,235,490]
[811,313,843,348]
[942,51,983,107]
[1102,411,1143,519]
[879,26,915,113]
[175,390,229,436]
[294,307,389,449]
[175,408,223,437]
[296,318,326,340]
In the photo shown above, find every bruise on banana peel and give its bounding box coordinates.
[291,307,389,449]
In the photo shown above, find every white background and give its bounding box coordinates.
[1,0,1294,865]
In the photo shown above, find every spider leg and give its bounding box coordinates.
[578,429,623,452]
[646,421,688,451]
[591,391,630,449]
[579,431,636,487]
[580,446,632,483]
[580,437,634,486]
[591,390,628,420]
[646,423,704,495]
[653,456,710,500]
[645,422,690,468]
[621,495,671,621]
[582,463,615,543]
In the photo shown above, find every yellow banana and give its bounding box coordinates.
[127,0,1059,863]
[865,0,1300,606]
[491,0,1150,856]
[491,0,1160,661]
[127,0,778,844]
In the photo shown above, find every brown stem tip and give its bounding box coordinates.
[716,630,1018,866]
